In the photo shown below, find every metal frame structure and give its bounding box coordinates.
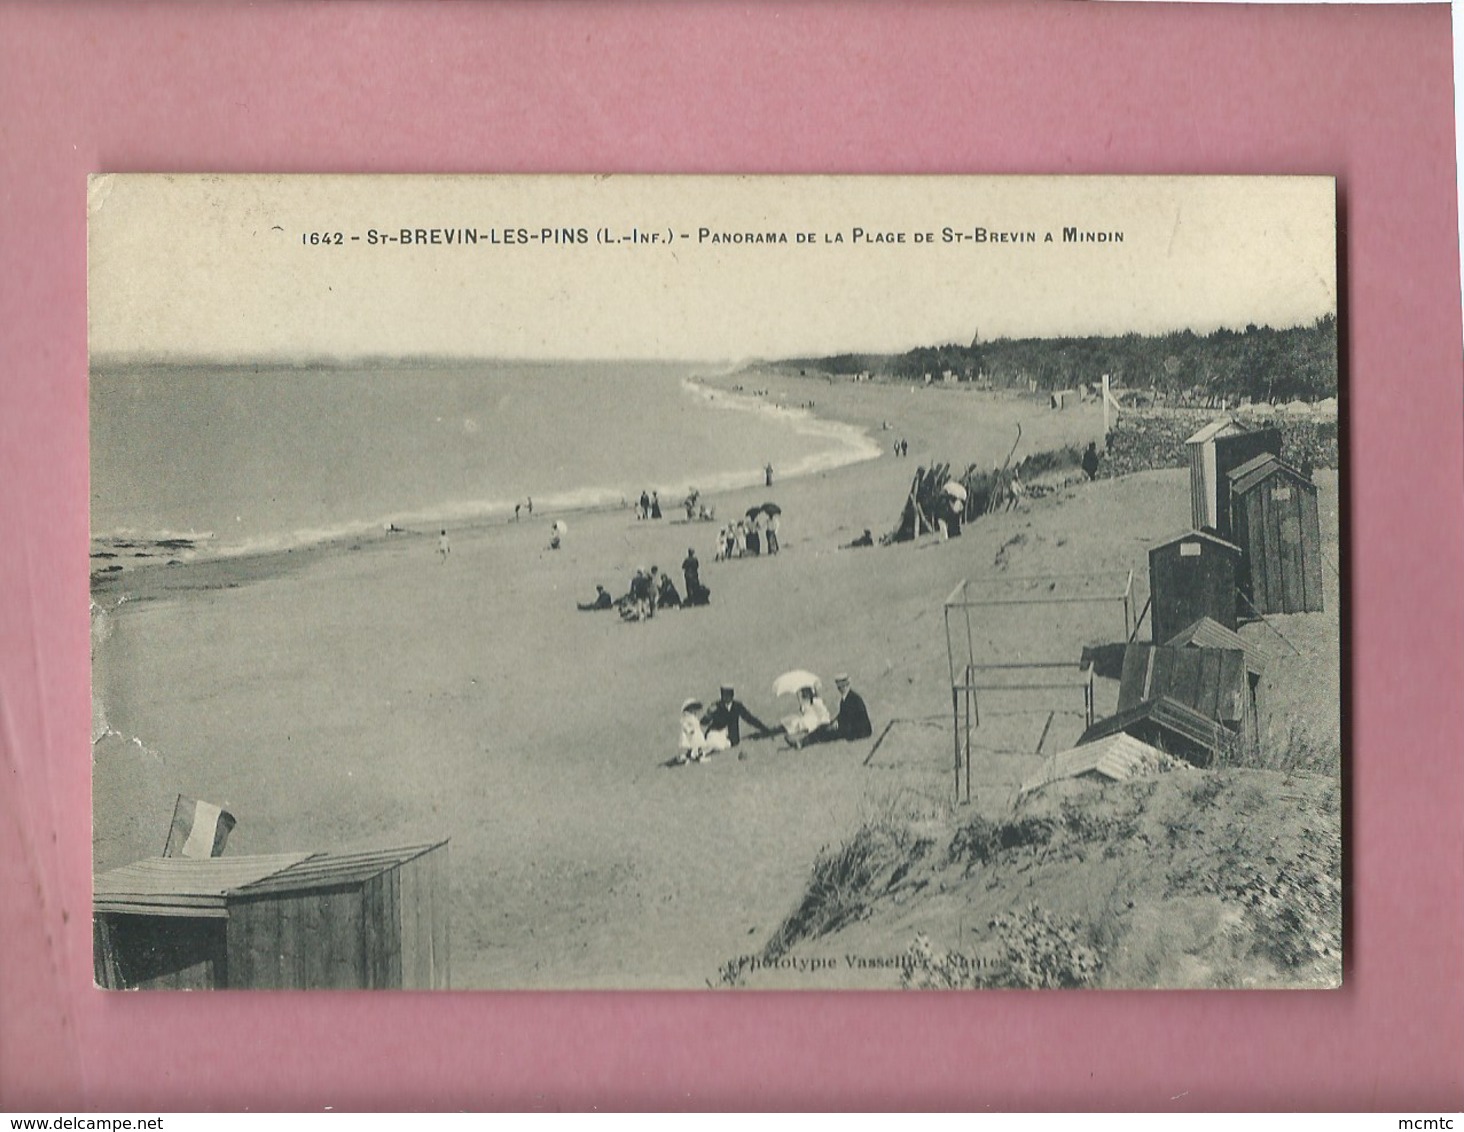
[942,572,1134,803]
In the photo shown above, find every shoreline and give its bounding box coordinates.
[90,372,882,590]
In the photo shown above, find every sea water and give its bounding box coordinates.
[90,360,879,559]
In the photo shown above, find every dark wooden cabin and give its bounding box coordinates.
[94,841,449,990]
[1148,530,1243,645]
[1226,453,1325,615]
[1119,642,1258,758]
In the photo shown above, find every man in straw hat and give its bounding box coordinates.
[805,674,873,745]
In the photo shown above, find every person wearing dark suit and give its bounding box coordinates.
[700,685,770,747]
[805,674,873,744]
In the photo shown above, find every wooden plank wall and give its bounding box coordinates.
[1119,646,1247,726]
[1237,478,1324,615]
[362,869,401,989]
[395,847,450,989]
[1189,445,1207,532]
[226,888,366,989]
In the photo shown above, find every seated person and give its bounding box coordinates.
[656,572,682,609]
[577,584,613,611]
[700,685,770,747]
[782,686,832,749]
[677,698,731,764]
[842,528,875,549]
[626,568,657,619]
[805,674,873,744]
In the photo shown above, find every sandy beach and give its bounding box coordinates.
[92,374,1338,988]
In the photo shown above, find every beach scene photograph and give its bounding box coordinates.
[89,175,1341,990]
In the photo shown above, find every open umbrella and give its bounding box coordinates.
[680,698,704,714]
[773,669,822,697]
[761,502,782,516]
[942,481,968,501]
[746,505,765,519]
[552,519,568,533]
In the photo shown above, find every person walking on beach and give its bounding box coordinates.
[638,490,650,520]
[437,529,451,562]
[765,462,774,487]
[651,491,662,519]
[766,510,781,555]
[514,502,522,522]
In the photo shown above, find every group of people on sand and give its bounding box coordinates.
[675,675,872,764]
[716,509,780,561]
[578,548,711,620]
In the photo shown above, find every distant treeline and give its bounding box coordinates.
[787,316,1339,403]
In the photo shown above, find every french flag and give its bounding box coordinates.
[163,794,237,858]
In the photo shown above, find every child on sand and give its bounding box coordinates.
[437,530,450,562]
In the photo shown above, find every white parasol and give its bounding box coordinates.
[773,669,822,697]
[942,481,968,501]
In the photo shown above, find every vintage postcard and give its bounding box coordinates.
[89,175,1341,990]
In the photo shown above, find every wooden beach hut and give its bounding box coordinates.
[1226,453,1325,615]
[1118,643,1258,757]
[1185,418,1282,535]
[1166,615,1266,732]
[1148,530,1243,645]
[94,840,449,990]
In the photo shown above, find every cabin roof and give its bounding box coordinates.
[1080,695,1231,760]
[94,841,449,916]
[1166,616,1266,675]
[1148,529,1243,556]
[235,841,447,896]
[93,852,314,918]
[1185,417,1246,445]
[1018,733,1170,795]
[1227,452,1317,497]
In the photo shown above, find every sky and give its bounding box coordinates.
[88,175,1339,362]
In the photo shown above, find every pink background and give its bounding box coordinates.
[2,1,1460,1111]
